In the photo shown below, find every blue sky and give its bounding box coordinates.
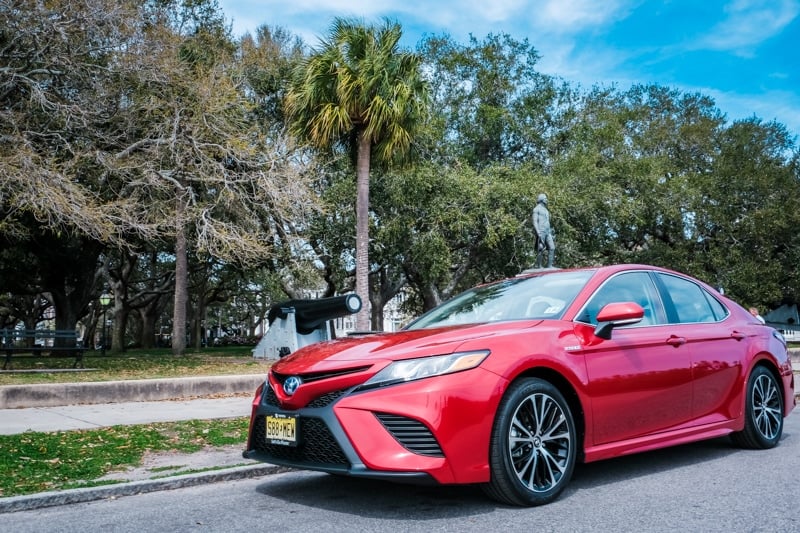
[218,0,800,141]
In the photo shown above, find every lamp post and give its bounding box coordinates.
[99,292,111,356]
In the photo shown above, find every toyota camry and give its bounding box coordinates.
[244,264,795,506]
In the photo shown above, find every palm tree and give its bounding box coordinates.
[286,17,428,330]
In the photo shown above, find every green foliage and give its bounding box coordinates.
[687,118,800,307]
[240,25,305,123]
[537,85,799,311]
[286,17,429,163]
[418,32,560,168]
[371,162,535,311]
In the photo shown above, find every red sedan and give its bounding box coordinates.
[244,264,794,506]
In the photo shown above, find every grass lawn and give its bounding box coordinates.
[0,346,267,499]
[0,417,250,497]
[0,346,272,386]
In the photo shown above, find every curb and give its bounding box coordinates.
[0,374,265,409]
[0,463,288,514]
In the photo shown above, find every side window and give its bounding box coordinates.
[705,293,729,321]
[577,272,662,326]
[657,273,726,323]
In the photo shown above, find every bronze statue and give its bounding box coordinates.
[532,193,555,268]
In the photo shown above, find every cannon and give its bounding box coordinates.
[252,294,362,359]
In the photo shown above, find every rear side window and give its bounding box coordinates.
[657,273,728,324]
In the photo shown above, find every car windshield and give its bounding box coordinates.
[405,270,594,330]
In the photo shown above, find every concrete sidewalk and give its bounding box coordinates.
[0,394,254,435]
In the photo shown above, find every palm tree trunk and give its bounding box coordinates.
[355,129,372,330]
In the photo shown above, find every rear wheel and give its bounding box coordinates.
[482,378,576,506]
[731,365,783,449]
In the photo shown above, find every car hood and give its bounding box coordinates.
[271,320,539,374]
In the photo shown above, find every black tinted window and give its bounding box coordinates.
[657,273,727,323]
[706,293,728,321]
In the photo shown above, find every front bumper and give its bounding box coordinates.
[244,367,506,485]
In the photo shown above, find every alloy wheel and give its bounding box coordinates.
[508,392,572,493]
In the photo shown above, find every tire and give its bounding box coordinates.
[482,378,577,506]
[731,365,784,449]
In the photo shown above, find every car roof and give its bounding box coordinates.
[515,263,675,280]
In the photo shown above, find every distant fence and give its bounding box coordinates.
[767,322,800,341]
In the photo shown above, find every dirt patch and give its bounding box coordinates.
[98,445,254,482]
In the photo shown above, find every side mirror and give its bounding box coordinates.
[594,302,644,340]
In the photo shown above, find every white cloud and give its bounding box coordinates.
[700,0,800,53]
[532,0,635,32]
[707,87,800,138]
[268,0,397,16]
[221,0,638,43]
[536,41,632,87]
[466,0,527,22]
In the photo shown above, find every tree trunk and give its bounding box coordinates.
[421,283,442,313]
[191,270,208,350]
[139,252,173,349]
[139,308,157,349]
[354,129,372,330]
[370,298,383,331]
[369,266,407,331]
[39,235,102,348]
[191,296,207,351]
[108,277,126,354]
[172,198,188,356]
[111,305,128,353]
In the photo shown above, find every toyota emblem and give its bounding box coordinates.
[283,376,302,395]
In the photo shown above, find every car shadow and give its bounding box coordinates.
[256,473,495,519]
[569,435,737,490]
[254,430,793,518]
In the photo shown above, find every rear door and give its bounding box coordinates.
[654,273,744,422]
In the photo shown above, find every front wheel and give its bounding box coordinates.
[731,365,784,449]
[482,378,577,506]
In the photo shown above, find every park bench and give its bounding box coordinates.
[1,328,84,370]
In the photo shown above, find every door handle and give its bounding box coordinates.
[666,336,686,347]
[731,331,746,341]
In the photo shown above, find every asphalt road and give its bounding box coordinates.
[3,413,800,532]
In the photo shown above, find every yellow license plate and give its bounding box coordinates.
[266,413,298,446]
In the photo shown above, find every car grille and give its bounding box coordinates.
[262,384,348,409]
[307,389,348,408]
[251,415,350,468]
[375,413,444,457]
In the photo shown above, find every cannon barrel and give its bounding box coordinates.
[267,294,362,334]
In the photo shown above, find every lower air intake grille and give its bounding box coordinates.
[251,415,350,468]
[263,385,279,407]
[375,413,445,457]
[307,389,348,408]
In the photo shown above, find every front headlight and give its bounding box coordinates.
[357,350,490,391]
